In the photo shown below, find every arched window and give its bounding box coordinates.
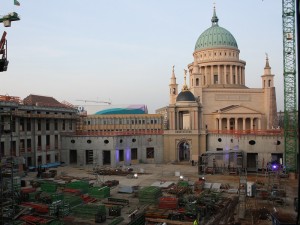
[268,80,271,87]
[196,78,199,86]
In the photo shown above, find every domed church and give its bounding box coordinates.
[157,7,282,171]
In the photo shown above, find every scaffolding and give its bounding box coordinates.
[198,150,243,175]
[238,168,247,219]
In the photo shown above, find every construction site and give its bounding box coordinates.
[1,0,299,224]
[0,162,298,225]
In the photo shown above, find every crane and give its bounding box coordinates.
[0,31,8,72]
[76,99,112,105]
[282,0,297,173]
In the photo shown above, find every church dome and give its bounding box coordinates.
[176,90,196,102]
[194,8,238,51]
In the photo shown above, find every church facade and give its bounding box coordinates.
[157,8,283,172]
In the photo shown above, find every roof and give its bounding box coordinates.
[23,94,68,108]
[95,104,148,115]
[176,90,196,102]
[195,7,238,51]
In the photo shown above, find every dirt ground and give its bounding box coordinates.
[28,163,299,225]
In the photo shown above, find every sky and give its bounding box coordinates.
[1,0,284,113]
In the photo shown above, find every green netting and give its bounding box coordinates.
[88,186,110,199]
[138,186,162,204]
[178,181,189,187]
[65,181,89,193]
[40,183,57,193]
[72,204,106,218]
[63,195,83,208]
[108,216,124,225]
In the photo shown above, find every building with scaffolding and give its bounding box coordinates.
[0,94,78,169]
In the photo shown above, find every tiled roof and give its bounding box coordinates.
[23,94,67,108]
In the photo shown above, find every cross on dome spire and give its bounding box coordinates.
[211,4,219,26]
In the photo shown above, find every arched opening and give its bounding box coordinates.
[178,141,190,161]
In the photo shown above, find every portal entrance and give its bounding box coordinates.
[178,141,190,161]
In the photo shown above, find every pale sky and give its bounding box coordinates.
[1,0,284,113]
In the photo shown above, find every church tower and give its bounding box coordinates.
[169,65,178,105]
[261,55,278,129]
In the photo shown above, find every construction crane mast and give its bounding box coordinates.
[282,0,297,172]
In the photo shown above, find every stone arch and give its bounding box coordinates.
[178,140,190,161]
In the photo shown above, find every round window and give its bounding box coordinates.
[120,139,123,143]
[104,140,109,144]
[218,138,222,142]
[249,140,256,145]
[71,140,75,143]
[132,138,136,143]
[87,140,92,144]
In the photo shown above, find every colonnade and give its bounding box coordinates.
[199,64,245,86]
[216,117,261,131]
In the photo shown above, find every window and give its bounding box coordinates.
[27,119,31,131]
[146,148,154,159]
[131,148,138,160]
[196,78,199,86]
[54,120,58,130]
[46,119,50,131]
[37,119,41,131]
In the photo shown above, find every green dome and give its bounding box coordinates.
[195,8,238,51]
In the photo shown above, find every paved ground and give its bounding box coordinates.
[28,163,299,225]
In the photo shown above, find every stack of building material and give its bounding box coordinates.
[63,195,83,209]
[177,181,189,187]
[88,186,110,199]
[71,204,106,219]
[158,197,178,209]
[40,182,57,193]
[65,180,89,193]
[58,202,71,217]
[138,186,162,204]
[3,176,21,191]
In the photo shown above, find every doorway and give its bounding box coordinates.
[179,141,190,161]
[103,150,111,165]
[70,150,77,164]
[247,153,258,172]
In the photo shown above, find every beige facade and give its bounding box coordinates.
[157,9,282,170]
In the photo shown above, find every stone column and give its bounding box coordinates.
[242,117,246,131]
[250,118,254,130]
[204,66,207,85]
[219,118,222,131]
[227,118,230,131]
[258,118,261,130]
[218,65,221,84]
[235,118,238,130]
[224,65,227,84]
[239,66,242,85]
[235,66,238,84]
[230,65,233,84]
[211,66,214,85]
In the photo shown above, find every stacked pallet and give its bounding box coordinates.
[40,182,57,193]
[138,186,162,204]
[65,180,89,193]
[158,197,178,209]
[72,204,106,219]
[88,186,110,199]
[64,194,83,208]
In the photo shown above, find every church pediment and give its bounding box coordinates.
[215,105,261,114]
